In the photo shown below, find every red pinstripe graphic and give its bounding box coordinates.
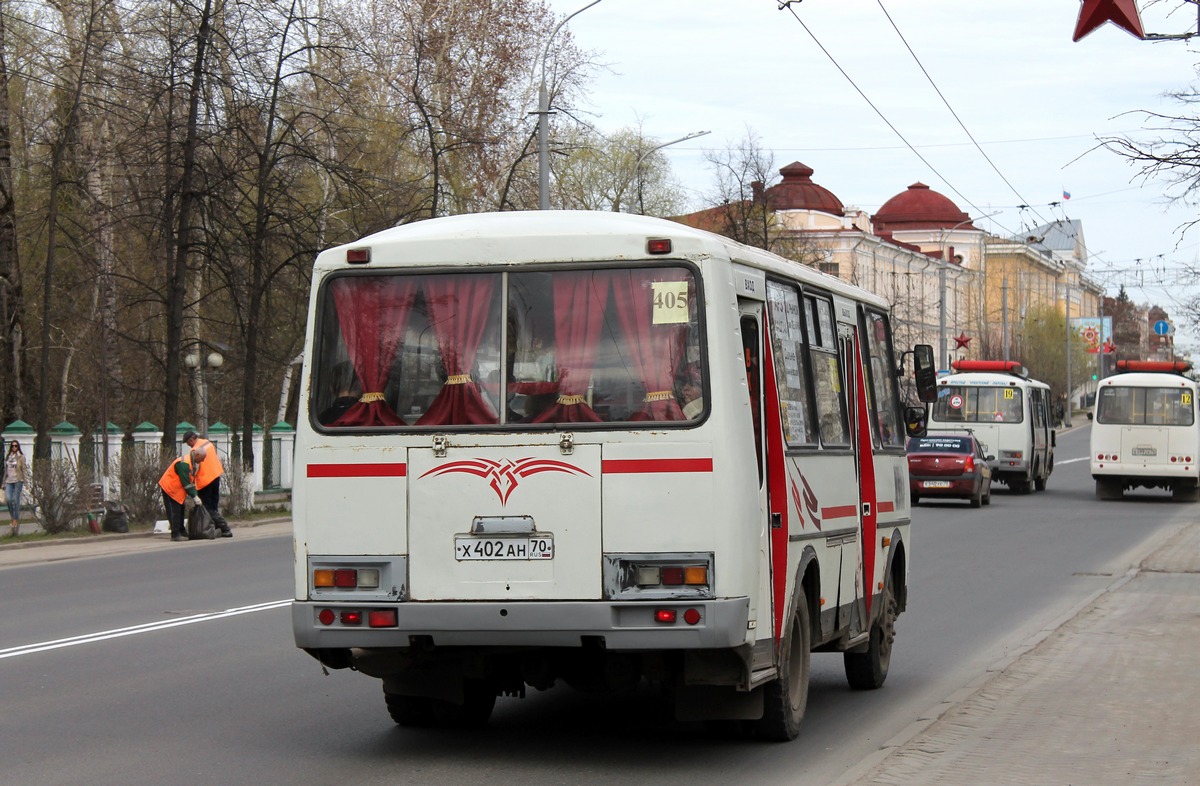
[821,505,858,520]
[878,501,896,513]
[307,463,407,478]
[760,308,790,644]
[853,333,878,618]
[602,458,713,474]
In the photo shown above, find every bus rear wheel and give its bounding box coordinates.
[844,581,896,690]
[384,690,435,727]
[757,597,811,741]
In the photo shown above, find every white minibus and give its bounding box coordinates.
[290,211,935,740]
[926,360,1055,493]
[1090,360,1199,501]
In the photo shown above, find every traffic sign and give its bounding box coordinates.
[1154,319,1173,336]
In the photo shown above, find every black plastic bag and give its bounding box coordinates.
[102,509,129,534]
[187,504,218,540]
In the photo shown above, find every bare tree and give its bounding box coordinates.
[702,127,782,251]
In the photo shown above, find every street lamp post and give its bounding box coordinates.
[537,0,604,210]
[635,130,710,214]
[184,346,225,434]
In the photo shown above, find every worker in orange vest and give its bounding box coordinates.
[184,430,232,538]
[158,450,203,542]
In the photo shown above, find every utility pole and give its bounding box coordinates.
[1064,286,1072,427]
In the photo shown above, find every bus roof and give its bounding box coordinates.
[312,211,890,310]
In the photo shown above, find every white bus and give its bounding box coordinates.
[1090,360,1199,501]
[926,360,1055,494]
[290,211,935,740]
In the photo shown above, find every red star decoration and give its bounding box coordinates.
[954,332,971,350]
[1073,0,1145,42]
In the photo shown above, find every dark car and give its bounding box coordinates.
[907,433,993,508]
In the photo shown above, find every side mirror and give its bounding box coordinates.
[912,344,937,403]
[904,405,928,438]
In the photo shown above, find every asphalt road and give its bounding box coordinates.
[1,424,1190,785]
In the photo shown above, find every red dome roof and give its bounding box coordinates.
[873,182,972,231]
[765,162,844,215]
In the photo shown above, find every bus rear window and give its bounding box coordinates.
[311,266,703,429]
[1097,386,1195,426]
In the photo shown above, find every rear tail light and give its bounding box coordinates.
[963,456,975,472]
[635,563,708,587]
[313,567,381,590]
[368,609,397,628]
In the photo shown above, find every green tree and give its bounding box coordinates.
[1017,304,1090,406]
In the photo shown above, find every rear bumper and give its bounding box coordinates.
[292,596,751,650]
[1091,462,1195,479]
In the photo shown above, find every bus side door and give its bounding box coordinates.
[840,326,876,631]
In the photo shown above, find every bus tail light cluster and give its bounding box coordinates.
[1097,453,1118,462]
[313,568,380,590]
[316,607,397,628]
[1169,455,1194,464]
[635,564,708,587]
[603,553,715,600]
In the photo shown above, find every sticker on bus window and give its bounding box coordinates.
[1183,393,1192,406]
[652,281,689,324]
[1004,389,1014,399]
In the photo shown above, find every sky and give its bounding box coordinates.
[544,0,1200,344]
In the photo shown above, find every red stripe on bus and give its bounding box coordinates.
[822,505,858,520]
[602,458,714,474]
[878,501,895,513]
[307,463,407,478]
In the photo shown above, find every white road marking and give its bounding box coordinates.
[1056,457,1089,465]
[0,599,291,660]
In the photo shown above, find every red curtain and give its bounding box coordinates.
[611,269,689,421]
[529,271,609,424]
[329,277,414,427]
[417,275,500,426]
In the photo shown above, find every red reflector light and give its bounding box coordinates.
[333,569,357,588]
[346,248,370,264]
[683,608,701,625]
[340,611,363,625]
[317,609,335,625]
[647,238,672,255]
[661,567,684,585]
[368,609,397,628]
[655,609,677,624]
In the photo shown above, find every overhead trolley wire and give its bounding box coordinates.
[776,1,1019,238]
[873,0,1052,228]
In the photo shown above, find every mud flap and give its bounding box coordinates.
[674,684,764,722]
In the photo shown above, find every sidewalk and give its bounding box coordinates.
[0,516,293,568]
[836,515,1200,786]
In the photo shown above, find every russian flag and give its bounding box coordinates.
[1062,190,1071,200]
